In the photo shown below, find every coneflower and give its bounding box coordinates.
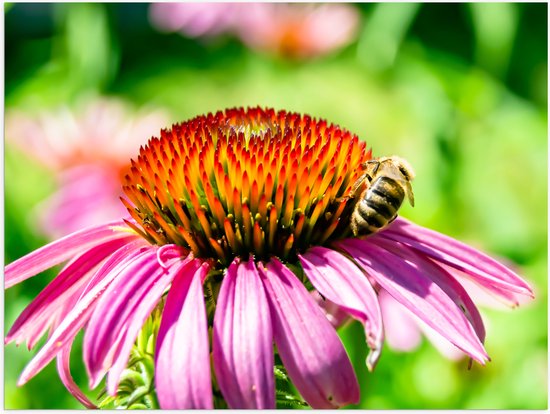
[5,98,168,238]
[5,107,533,409]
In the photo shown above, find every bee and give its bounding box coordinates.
[348,156,415,236]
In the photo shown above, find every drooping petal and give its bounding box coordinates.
[57,342,97,409]
[25,316,56,350]
[213,257,274,409]
[6,238,129,347]
[379,290,464,360]
[258,258,359,408]
[448,268,531,309]
[106,249,194,395]
[337,238,489,364]
[5,220,138,288]
[299,246,384,370]
[155,261,213,409]
[381,218,533,300]
[373,238,486,343]
[27,288,83,351]
[72,239,148,297]
[311,291,351,329]
[17,242,148,385]
[84,248,167,388]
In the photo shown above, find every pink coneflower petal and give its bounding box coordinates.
[5,220,137,288]
[25,317,55,351]
[23,241,146,354]
[382,218,534,299]
[379,290,464,360]
[17,241,148,385]
[106,247,193,395]
[312,291,351,329]
[213,257,275,409]
[84,247,184,388]
[299,247,384,370]
[259,258,359,409]
[6,238,130,348]
[373,238,486,343]
[449,269,531,309]
[57,343,96,409]
[155,261,213,409]
[338,239,489,364]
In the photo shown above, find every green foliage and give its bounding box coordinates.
[274,365,309,409]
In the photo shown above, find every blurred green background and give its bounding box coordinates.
[4,2,547,409]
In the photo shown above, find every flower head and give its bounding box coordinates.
[6,107,534,409]
[122,107,370,264]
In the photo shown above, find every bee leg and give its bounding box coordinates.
[336,172,369,203]
[334,194,353,203]
[350,173,370,195]
[362,159,381,175]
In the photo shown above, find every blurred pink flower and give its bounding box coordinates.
[6,98,168,238]
[149,3,361,59]
[239,3,361,59]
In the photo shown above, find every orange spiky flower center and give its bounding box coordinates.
[122,107,372,266]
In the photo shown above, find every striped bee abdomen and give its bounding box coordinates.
[350,176,405,236]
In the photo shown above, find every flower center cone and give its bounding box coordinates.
[122,107,372,266]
